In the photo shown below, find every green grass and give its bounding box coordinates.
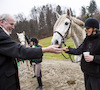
[39,36,75,60]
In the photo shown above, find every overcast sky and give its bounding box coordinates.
[0,0,100,17]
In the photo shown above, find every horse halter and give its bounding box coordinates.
[54,19,72,47]
[54,19,73,62]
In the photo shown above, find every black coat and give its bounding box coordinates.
[68,31,100,77]
[0,27,43,90]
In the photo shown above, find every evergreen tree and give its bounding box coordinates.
[81,6,86,16]
[87,0,97,16]
[56,5,62,15]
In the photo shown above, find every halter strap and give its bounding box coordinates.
[64,19,72,39]
[54,31,65,41]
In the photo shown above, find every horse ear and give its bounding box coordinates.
[66,9,71,18]
[23,31,25,35]
[56,12,60,19]
[16,33,19,36]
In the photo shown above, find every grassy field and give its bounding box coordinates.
[39,36,75,60]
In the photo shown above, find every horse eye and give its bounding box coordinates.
[65,22,68,25]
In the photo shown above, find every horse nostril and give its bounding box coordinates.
[55,40,59,45]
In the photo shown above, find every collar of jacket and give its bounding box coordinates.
[0,26,10,35]
[86,30,100,40]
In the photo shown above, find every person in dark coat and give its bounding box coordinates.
[30,38,43,90]
[0,14,63,90]
[63,17,100,90]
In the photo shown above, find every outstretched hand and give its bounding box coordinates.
[63,47,69,53]
[42,45,63,54]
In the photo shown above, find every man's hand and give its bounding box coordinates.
[42,45,63,54]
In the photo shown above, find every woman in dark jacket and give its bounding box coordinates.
[63,17,100,90]
[30,38,43,90]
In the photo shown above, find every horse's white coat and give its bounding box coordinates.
[17,32,25,45]
[51,9,86,62]
[17,31,31,70]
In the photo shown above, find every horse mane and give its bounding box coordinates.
[71,17,84,27]
[71,17,86,47]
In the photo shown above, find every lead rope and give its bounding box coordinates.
[61,41,74,62]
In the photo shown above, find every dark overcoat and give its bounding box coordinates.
[0,27,43,90]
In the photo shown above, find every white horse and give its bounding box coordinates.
[17,31,31,70]
[51,9,86,62]
[17,31,29,46]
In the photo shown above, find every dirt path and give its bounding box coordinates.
[18,59,85,90]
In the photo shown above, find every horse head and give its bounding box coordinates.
[17,31,26,45]
[51,9,86,62]
[51,9,86,48]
